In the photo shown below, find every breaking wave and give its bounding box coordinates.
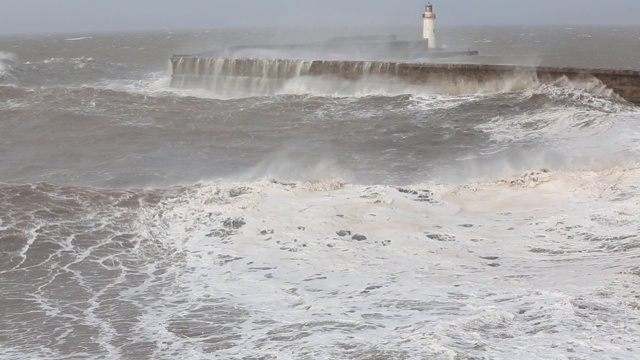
[2,161,639,358]
[0,52,18,83]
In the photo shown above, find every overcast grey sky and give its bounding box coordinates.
[1,0,639,34]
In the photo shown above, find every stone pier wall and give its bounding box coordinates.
[171,56,640,104]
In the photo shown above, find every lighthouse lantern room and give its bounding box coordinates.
[422,2,437,49]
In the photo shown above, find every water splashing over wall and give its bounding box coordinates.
[170,56,640,103]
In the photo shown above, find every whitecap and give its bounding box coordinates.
[65,36,93,41]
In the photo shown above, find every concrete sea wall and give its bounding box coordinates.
[171,56,640,104]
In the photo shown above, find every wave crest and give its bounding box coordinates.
[0,52,18,79]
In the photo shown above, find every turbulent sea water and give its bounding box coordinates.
[1,27,640,359]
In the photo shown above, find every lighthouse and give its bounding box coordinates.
[422,2,437,49]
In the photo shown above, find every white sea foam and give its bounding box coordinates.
[2,164,639,359]
[37,56,95,65]
[100,164,639,358]
[98,71,175,97]
[477,108,614,144]
[475,97,640,172]
[65,36,93,41]
[172,73,535,101]
[0,51,17,75]
[166,66,630,113]
[98,70,478,116]
[0,98,30,111]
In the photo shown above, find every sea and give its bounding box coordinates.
[1,26,640,359]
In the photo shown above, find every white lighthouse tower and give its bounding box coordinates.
[422,2,437,49]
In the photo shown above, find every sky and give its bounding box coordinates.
[0,0,639,34]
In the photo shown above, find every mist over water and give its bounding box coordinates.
[1,27,640,359]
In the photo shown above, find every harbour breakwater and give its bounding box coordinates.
[170,56,640,104]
